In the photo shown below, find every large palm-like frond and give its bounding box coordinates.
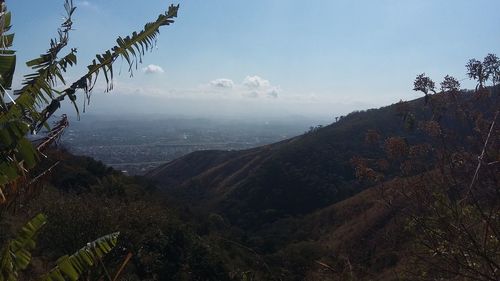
[53,3,180,115]
[41,232,119,281]
[0,1,179,204]
[0,214,119,281]
[0,0,77,200]
[0,1,15,95]
[0,213,47,281]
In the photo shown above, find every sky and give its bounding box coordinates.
[7,0,500,121]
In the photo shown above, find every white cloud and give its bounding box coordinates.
[243,91,259,98]
[109,74,279,102]
[243,75,270,89]
[142,64,165,74]
[240,75,279,98]
[203,75,279,98]
[76,1,99,12]
[210,78,234,88]
[267,87,280,98]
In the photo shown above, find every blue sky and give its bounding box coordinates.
[7,0,500,119]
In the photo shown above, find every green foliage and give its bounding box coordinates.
[0,212,119,281]
[0,1,186,280]
[0,2,15,90]
[0,0,179,204]
[13,150,233,280]
[0,214,46,281]
[41,232,119,281]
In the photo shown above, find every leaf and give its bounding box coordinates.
[2,11,12,31]
[0,162,18,185]
[0,127,13,147]
[15,138,38,169]
[0,214,47,280]
[0,49,15,55]
[41,232,120,281]
[0,53,16,88]
[56,256,80,281]
[0,33,14,48]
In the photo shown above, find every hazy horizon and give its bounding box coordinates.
[9,0,500,119]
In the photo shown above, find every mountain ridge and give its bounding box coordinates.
[146,97,424,228]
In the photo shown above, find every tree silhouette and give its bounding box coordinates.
[413,73,436,104]
[483,53,499,87]
[440,75,461,93]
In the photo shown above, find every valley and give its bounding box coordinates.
[61,115,324,175]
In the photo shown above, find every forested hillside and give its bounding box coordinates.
[148,90,497,226]
[1,150,234,280]
[148,83,499,280]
